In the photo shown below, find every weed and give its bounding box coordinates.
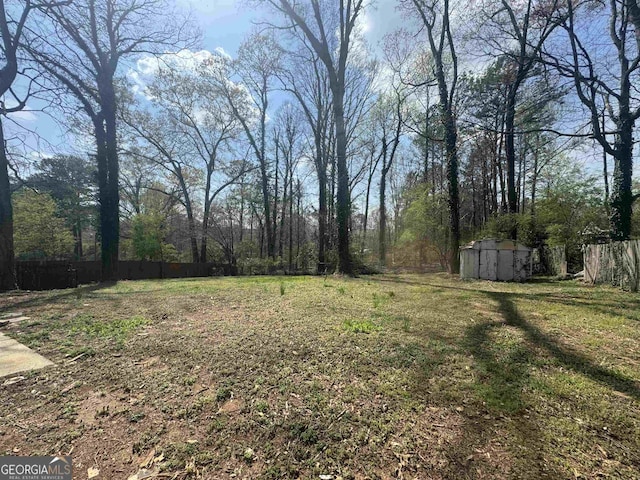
[401,315,410,332]
[254,400,269,413]
[61,402,77,419]
[70,314,148,343]
[216,387,232,402]
[289,423,319,445]
[129,412,145,423]
[63,346,96,358]
[207,418,227,433]
[243,447,255,463]
[280,283,286,296]
[372,293,381,308]
[343,319,381,334]
[95,405,110,418]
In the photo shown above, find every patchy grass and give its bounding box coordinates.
[1,273,639,479]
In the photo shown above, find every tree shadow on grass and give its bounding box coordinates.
[464,317,534,412]
[381,276,640,477]
[0,282,116,314]
[483,290,640,401]
[393,312,567,477]
[376,274,640,324]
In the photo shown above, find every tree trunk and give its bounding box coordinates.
[443,109,460,274]
[328,139,336,251]
[185,203,199,263]
[470,157,477,231]
[331,86,352,274]
[279,163,288,261]
[491,131,499,213]
[481,150,488,224]
[273,152,279,260]
[176,174,198,263]
[497,115,506,210]
[520,137,526,213]
[100,80,120,281]
[260,163,273,258]
[602,112,610,211]
[200,164,214,263]
[379,169,387,266]
[239,185,244,243]
[505,93,518,216]
[317,168,328,272]
[73,222,83,259]
[531,139,538,215]
[423,107,429,184]
[361,168,373,255]
[93,116,115,281]
[288,173,294,271]
[199,217,209,263]
[610,117,634,240]
[0,119,16,291]
[296,179,302,269]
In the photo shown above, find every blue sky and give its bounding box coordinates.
[186,0,404,55]
[6,0,625,187]
[7,0,404,161]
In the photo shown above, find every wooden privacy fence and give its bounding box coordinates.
[583,240,640,292]
[537,246,567,276]
[16,260,231,291]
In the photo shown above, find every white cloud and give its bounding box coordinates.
[127,48,262,128]
[2,98,38,123]
[214,46,232,60]
[7,109,37,123]
[128,48,233,99]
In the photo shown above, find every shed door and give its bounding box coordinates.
[479,249,497,280]
[497,250,514,281]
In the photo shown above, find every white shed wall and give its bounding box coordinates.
[460,240,532,282]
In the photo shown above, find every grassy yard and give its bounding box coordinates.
[1,273,639,479]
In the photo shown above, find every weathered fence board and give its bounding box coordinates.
[16,262,79,291]
[583,240,640,292]
[538,246,567,276]
[15,260,230,291]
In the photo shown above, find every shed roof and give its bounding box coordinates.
[460,239,531,251]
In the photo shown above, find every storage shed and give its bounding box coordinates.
[460,239,532,282]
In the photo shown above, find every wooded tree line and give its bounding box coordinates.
[1,0,639,289]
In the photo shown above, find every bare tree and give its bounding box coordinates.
[26,0,193,280]
[543,0,640,240]
[404,0,460,273]
[206,32,282,260]
[122,108,202,261]
[278,38,333,270]
[369,85,406,266]
[479,0,564,220]
[0,0,66,290]
[146,59,249,262]
[264,0,367,274]
[272,103,302,268]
